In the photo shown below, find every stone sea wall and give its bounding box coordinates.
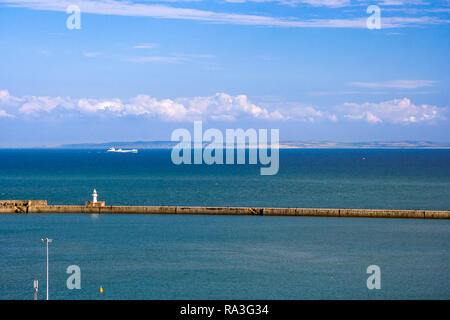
[0,200,448,219]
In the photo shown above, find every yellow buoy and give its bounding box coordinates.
[99,286,103,293]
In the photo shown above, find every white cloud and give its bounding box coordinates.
[0,109,15,118]
[1,0,448,28]
[83,52,102,57]
[1,90,76,117]
[350,80,436,89]
[0,89,22,105]
[378,0,428,5]
[125,56,186,63]
[224,0,351,8]
[124,53,214,64]
[0,90,446,125]
[19,96,75,115]
[177,93,285,120]
[340,98,446,124]
[133,43,157,49]
[286,104,338,122]
[127,95,189,120]
[77,98,123,113]
[0,90,288,121]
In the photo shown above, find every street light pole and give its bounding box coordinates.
[41,238,53,300]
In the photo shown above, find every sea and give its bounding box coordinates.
[0,149,449,299]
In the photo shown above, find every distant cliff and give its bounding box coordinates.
[58,140,450,149]
[60,141,177,149]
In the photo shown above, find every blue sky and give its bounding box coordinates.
[0,0,449,147]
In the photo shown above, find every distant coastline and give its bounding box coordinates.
[1,140,449,149]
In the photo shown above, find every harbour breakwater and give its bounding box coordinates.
[0,200,449,219]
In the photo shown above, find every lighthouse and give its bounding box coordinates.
[92,189,98,203]
[86,189,105,207]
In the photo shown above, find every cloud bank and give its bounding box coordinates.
[0,89,446,124]
[340,98,445,124]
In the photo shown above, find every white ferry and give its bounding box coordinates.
[107,147,138,153]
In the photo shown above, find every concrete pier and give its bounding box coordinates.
[0,200,449,219]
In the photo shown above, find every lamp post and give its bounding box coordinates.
[41,238,53,300]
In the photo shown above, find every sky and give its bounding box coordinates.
[0,0,449,147]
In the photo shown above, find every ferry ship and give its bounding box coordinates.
[107,147,138,153]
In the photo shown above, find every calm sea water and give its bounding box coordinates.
[0,149,449,299]
[0,149,449,209]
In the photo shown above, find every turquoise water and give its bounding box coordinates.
[0,149,449,299]
[0,149,449,209]
[0,214,449,300]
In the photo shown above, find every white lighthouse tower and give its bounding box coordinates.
[92,189,98,204]
[86,189,105,207]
